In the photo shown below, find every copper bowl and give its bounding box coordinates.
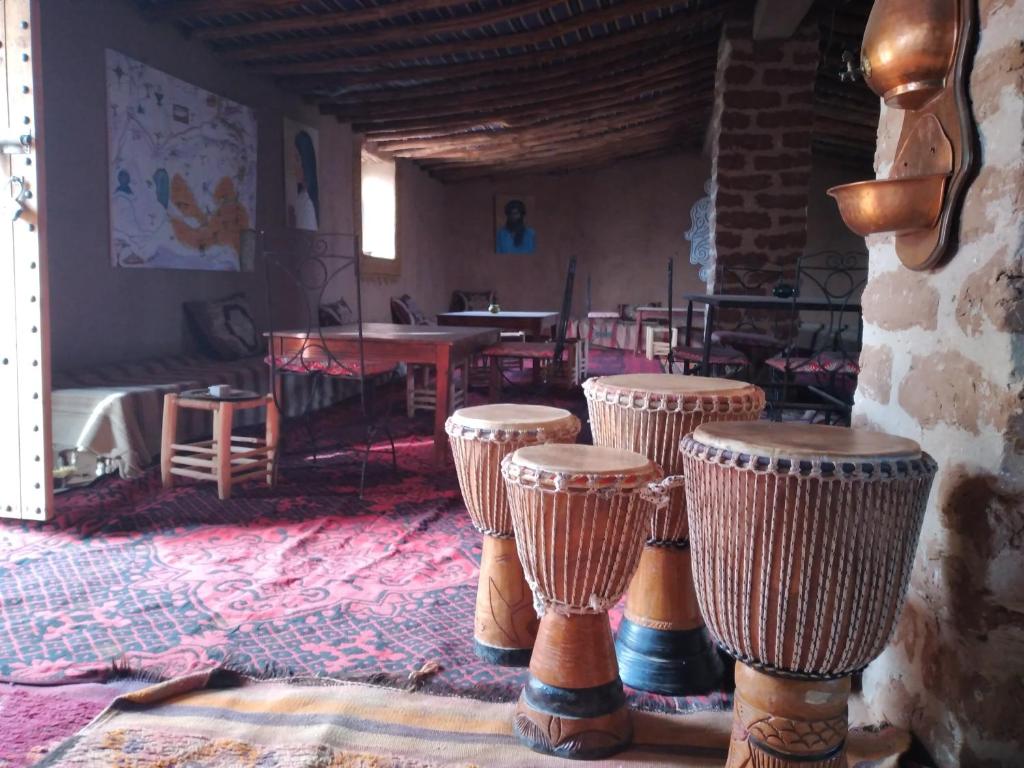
[828,174,948,236]
[861,0,957,110]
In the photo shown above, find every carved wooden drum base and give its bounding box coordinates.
[616,545,723,695]
[726,664,850,768]
[513,612,633,760]
[473,535,538,666]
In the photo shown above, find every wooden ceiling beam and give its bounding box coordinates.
[256,6,726,75]
[145,0,300,21]
[229,0,714,64]
[207,0,559,49]
[353,68,713,135]
[317,38,713,111]
[288,30,716,95]
[324,56,711,124]
[431,132,696,181]
[389,94,708,161]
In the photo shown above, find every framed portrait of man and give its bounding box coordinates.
[284,118,320,231]
[494,194,536,254]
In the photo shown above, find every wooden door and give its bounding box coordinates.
[0,0,50,521]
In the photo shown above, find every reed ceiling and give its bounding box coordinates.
[135,0,877,181]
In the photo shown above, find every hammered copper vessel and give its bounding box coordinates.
[861,0,958,110]
[828,174,948,236]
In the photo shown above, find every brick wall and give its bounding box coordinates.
[708,21,819,300]
[851,2,1024,764]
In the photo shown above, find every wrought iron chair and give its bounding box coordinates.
[263,232,397,495]
[763,251,868,424]
[480,256,582,398]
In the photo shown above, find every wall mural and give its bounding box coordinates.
[685,180,713,286]
[106,50,257,271]
[283,118,320,232]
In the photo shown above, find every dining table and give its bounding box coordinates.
[267,323,500,465]
[436,310,560,339]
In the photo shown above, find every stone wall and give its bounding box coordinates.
[851,2,1024,764]
[708,21,819,295]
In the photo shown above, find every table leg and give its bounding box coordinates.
[702,305,715,373]
[265,395,280,488]
[634,311,644,353]
[160,393,178,488]
[216,402,235,500]
[434,345,452,465]
[489,355,502,401]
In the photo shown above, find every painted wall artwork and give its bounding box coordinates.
[283,118,320,231]
[106,50,257,271]
[494,194,537,254]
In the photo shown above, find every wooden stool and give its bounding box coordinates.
[160,390,280,500]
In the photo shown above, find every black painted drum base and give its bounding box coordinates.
[615,618,724,695]
[513,675,633,760]
[473,638,532,667]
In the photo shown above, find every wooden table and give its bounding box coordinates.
[436,310,559,339]
[267,323,500,464]
[680,293,863,370]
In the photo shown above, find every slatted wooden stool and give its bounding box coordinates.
[160,389,280,500]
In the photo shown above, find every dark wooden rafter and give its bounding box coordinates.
[314,36,716,108]
[222,0,712,64]
[144,0,302,21]
[324,55,714,125]
[255,6,727,76]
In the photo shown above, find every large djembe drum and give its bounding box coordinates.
[679,422,936,768]
[502,444,660,759]
[584,373,764,694]
[446,404,581,665]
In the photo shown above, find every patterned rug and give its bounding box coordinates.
[37,669,909,768]
[3,350,724,713]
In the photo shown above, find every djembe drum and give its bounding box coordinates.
[583,373,764,694]
[679,422,936,768]
[502,444,660,759]
[446,404,580,665]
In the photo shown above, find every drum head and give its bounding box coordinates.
[450,404,575,432]
[589,373,753,397]
[691,421,921,462]
[510,443,655,476]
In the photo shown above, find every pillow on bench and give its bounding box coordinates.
[184,292,260,360]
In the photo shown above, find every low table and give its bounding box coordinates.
[160,390,279,500]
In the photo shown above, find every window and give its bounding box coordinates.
[359,147,397,274]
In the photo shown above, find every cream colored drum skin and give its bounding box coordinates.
[446,404,580,667]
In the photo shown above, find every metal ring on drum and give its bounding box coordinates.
[446,404,580,666]
[679,421,937,768]
[583,373,765,695]
[501,443,661,760]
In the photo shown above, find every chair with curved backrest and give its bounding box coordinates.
[263,232,396,495]
[390,295,470,418]
[763,250,868,423]
[480,256,582,398]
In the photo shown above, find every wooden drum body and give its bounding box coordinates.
[446,404,580,666]
[584,373,764,695]
[680,422,936,768]
[502,444,659,760]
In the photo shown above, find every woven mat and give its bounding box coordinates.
[38,669,909,768]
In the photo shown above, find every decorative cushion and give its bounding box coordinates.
[765,350,861,375]
[184,293,260,360]
[450,290,495,312]
[266,354,394,378]
[318,297,354,327]
[673,343,749,366]
[390,294,429,325]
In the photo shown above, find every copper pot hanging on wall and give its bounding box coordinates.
[861,0,958,110]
